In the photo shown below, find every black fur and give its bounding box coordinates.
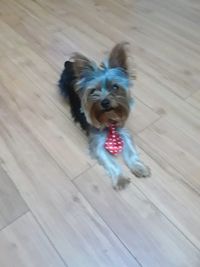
[58,61,89,134]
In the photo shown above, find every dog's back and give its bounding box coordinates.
[58,61,89,133]
[58,61,75,97]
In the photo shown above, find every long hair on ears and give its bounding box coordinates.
[70,53,97,90]
[108,42,129,71]
[102,42,136,80]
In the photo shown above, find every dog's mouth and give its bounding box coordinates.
[103,107,113,112]
[88,102,130,129]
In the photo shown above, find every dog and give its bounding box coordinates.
[59,42,151,189]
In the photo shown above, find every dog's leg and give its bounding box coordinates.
[120,129,151,177]
[89,131,130,190]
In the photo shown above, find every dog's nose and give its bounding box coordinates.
[101,99,111,109]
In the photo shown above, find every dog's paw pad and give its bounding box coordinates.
[113,177,131,190]
[131,162,151,178]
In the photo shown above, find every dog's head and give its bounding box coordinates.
[72,43,135,129]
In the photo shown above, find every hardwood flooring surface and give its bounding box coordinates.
[0,0,200,266]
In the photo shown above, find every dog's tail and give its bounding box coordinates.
[58,61,75,98]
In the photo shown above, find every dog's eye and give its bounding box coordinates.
[112,84,119,90]
[90,89,96,95]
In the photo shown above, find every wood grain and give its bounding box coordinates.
[187,90,200,110]
[0,212,66,267]
[75,165,200,267]
[0,0,200,266]
[130,142,200,249]
[0,96,139,267]
[139,118,200,192]
[0,166,28,229]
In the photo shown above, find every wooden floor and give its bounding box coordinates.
[0,0,200,266]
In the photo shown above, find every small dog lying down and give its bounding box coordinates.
[59,43,151,189]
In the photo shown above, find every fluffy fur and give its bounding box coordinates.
[59,43,150,189]
[59,61,90,133]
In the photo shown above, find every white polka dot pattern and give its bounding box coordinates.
[104,124,124,155]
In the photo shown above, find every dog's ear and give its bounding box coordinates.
[71,53,96,79]
[108,42,129,71]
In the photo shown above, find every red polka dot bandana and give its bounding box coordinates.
[104,124,124,155]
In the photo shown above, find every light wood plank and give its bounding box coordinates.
[134,72,200,142]
[137,0,200,29]
[88,0,200,98]
[127,99,159,134]
[0,52,93,179]
[129,142,200,249]
[0,0,104,65]
[0,212,66,267]
[25,0,200,99]
[0,166,28,229]
[75,165,200,267]
[139,118,200,192]
[187,90,200,110]
[0,97,140,267]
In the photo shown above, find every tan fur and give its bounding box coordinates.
[71,53,96,80]
[109,42,129,71]
[85,91,130,129]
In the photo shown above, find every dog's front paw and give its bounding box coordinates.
[131,161,151,178]
[113,177,131,190]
